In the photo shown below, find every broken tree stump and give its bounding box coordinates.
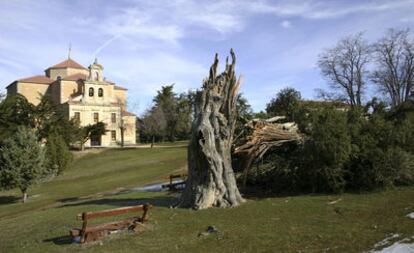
[178,49,244,209]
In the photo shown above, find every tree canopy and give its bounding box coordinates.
[0,127,46,202]
[266,87,302,121]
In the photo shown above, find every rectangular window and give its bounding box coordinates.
[111,130,116,141]
[111,113,116,123]
[74,112,80,121]
[93,112,99,123]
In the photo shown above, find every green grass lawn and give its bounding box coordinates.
[1,146,414,252]
[0,146,187,219]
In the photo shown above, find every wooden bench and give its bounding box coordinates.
[162,173,187,191]
[70,204,153,243]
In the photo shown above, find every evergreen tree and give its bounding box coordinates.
[153,85,178,141]
[0,127,46,202]
[77,122,107,151]
[234,93,253,146]
[0,94,35,142]
[266,88,302,121]
[45,132,73,175]
[301,108,351,193]
[34,95,80,145]
[175,92,193,140]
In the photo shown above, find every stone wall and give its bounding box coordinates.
[16,82,50,105]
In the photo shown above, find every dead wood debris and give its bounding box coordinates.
[234,116,302,187]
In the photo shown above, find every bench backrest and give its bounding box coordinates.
[77,204,152,221]
[170,173,187,179]
[169,173,187,184]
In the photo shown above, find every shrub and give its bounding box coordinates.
[45,132,73,175]
[238,100,414,194]
[0,127,46,202]
[300,108,351,193]
[345,106,414,190]
[388,147,414,186]
[266,87,302,121]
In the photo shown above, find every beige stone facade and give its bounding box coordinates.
[6,58,136,147]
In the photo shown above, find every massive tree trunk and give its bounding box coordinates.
[178,49,244,209]
[120,126,125,148]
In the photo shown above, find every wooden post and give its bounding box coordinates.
[141,204,149,221]
[80,212,88,243]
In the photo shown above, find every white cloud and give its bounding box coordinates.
[281,20,292,28]
[103,51,207,93]
[1,0,414,113]
[188,12,244,34]
[248,0,414,19]
[101,51,209,115]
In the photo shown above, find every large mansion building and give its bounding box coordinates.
[6,57,136,147]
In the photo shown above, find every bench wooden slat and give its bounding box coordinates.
[85,217,140,232]
[71,204,153,243]
[162,181,186,189]
[170,174,187,179]
[70,217,141,237]
[81,204,151,220]
[162,173,187,191]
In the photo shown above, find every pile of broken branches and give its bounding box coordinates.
[234,116,302,187]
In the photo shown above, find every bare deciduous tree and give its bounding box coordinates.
[116,99,126,148]
[318,33,370,107]
[371,29,414,107]
[141,106,167,148]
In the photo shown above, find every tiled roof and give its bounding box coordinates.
[18,75,54,84]
[114,85,128,90]
[122,111,136,116]
[63,73,87,81]
[47,58,87,70]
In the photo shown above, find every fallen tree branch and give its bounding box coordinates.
[234,117,302,187]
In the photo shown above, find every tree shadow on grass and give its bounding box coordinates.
[0,195,20,205]
[58,197,81,203]
[58,194,179,209]
[43,235,73,245]
[240,185,317,200]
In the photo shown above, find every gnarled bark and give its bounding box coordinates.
[178,49,244,209]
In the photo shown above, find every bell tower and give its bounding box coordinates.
[88,58,104,82]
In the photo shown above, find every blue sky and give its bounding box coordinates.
[0,0,413,115]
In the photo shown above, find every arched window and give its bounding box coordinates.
[98,88,103,97]
[95,72,99,81]
[89,87,94,97]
